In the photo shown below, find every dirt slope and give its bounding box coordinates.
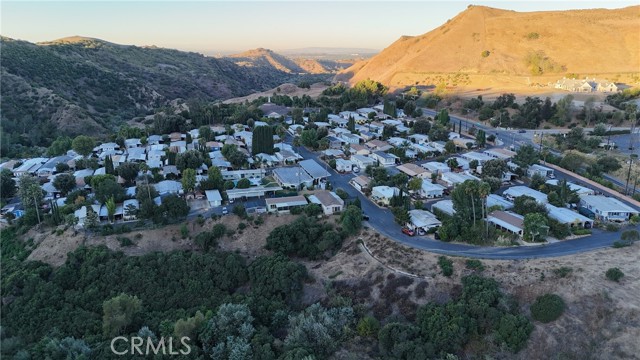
[341,5,640,88]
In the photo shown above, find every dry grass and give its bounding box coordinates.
[341,5,640,91]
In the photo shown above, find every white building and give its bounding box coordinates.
[579,195,639,222]
[335,159,353,173]
[407,210,442,234]
[265,195,308,213]
[440,172,480,187]
[545,179,595,197]
[371,151,398,167]
[421,161,450,175]
[205,190,223,207]
[486,211,525,237]
[350,176,371,192]
[309,191,345,215]
[503,186,548,204]
[371,186,400,206]
[527,164,555,179]
[420,181,446,199]
[431,200,456,217]
[350,155,376,170]
[545,204,594,228]
[461,151,494,165]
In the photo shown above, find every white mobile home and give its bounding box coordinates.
[527,164,555,179]
[579,195,639,223]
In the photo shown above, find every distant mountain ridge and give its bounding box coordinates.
[0,36,295,152]
[340,5,640,87]
[225,47,354,74]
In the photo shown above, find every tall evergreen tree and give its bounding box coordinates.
[252,126,274,155]
[105,156,114,175]
[347,116,356,132]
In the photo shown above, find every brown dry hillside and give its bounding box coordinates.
[227,48,350,74]
[341,5,640,87]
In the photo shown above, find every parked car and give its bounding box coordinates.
[518,129,526,133]
[222,207,228,215]
[434,231,441,240]
[362,213,370,221]
[401,227,415,236]
[352,166,360,173]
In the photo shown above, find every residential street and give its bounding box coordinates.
[286,133,640,260]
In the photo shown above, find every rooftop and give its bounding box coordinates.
[299,159,331,179]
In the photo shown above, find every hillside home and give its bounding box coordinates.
[420,181,446,199]
[266,196,308,213]
[421,161,450,175]
[527,164,555,179]
[350,155,376,170]
[545,204,593,228]
[579,195,639,222]
[461,151,493,165]
[371,151,398,167]
[335,159,354,173]
[440,172,480,187]
[365,140,393,152]
[205,190,223,208]
[407,210,441,234]
[503,186,548,204]
[397,163,429,178]
[483,148,516,161]
[340,133,362,145]
[371,186,400,206]
[309,190,344,215]
[545,179,595,197]
[13,158,48,176]
[350,175,372,192]
[486,211,525,237]
[431,200,455,217]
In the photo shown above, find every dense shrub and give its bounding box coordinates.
[605,267,624,282]
[438,256,454,277]
[465,259,485,271]
[530,294,565,322]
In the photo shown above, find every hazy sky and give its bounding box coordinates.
[2,1,637,54]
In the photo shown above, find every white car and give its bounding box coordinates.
[222,207,228,215]
[352,166,360,173]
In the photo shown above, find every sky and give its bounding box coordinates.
[2,1,637,54]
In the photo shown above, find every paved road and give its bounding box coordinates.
[285,133,640,260]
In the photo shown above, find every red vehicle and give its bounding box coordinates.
[401,227,415,236]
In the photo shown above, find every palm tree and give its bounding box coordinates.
[447,158,459,171]
[478,182,491,241]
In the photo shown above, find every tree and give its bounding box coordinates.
[252,125,274,155]
[176,150,205,172]
[554,95,574,126]
[436,109,450,127]
[523,213,548,242]
[104,156,115,175]
[429,123,449,142]
[102,293,143,336]
[207,166,224,190]
[199,303,255,360]
[53,173,76,196]
[513,195,547,216]
[85,207,99,229]
[93,178,125,204]
[72,135,95,157]
[284,304,354,357]
[300,129,318,149]
[444,140,456,154]
[1,169,16,200]
[475,129,486,147]
[530,294,565,322]
[513,144,539,167]
[47,136,73,156]
[559,152,584,172]
[181,168,196,193]
[341,205,363,235]
[481,159,507,180]
[117,162,139,185]
[596,156,621,173]
[404,101,416,117]
[408,177,423,192]
[347,116,356,132]
[446,158,459,171]
[237,178,251,189]
[413,120,431,135]
[105,196,116,223]
[605,267,624,282]
[160,194,189,219]
[199,125,213,142]
[43,337,92,360]
[383,100,397,117]
[18,175,44,218]
[292,107,304,124]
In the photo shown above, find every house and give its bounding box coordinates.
[451,157,470,170]
[350,175,371,192]
[431,200,456,217]
[440,172,480,187]
[163,165,180,177]
[453,137,473,150]
[461,151,493,165]
[407,210,442,234]
[127,148,147,162]
[226,185,282,201]
[309,191,344,215]
[545,204,594,228]
[421,161,450,175]
[448,132,461,140]
[288,124,304,136]
[483,148,516,161]
[13,158,48,176]
[36,155,74,177]
[325,136,344,149]
[388,137,411,148]
[408,134,429,145]
[503,186,548,204]
[299,159,331,182]
[221,169,266,183]
[487,194,514,210]
[169,141,187,153]
[330,116,349,128]
[429,141,446,153]
[596,81,619,93]
[396,163,429,178]
[94,142,119,153]
[527,164,555,179]
[554,78,595,92]
[273,167,313,188]
[266,196,308,213]
[335,159,353,173]
[545,179,595,197]
[323,149,345,159]
[147,135,163,145]
[371,186,400,206]
[411,143,438,155]
[154,180,183,195]
[420,181,446,199]
[205,190,223,208]
[73,204,102,228]
[486,211,525,237]
[123,199,139,220]
[579,195,639,222]
[348,144,370,156]
[340,133,362,145]
[350,155,376,170]
[371,151,398,167]
[73,169,95,187]
[365,140,393,152]
[381,119,402,127]
[125,138,142,149]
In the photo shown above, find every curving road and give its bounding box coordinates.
[287,133,640,260]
